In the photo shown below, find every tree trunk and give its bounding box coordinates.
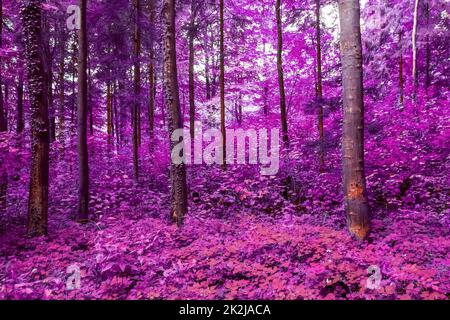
[162,0,188,226]
[148,0,155,150]
[219,0,226,168]
[77,0,89,222]
[275,0,289,147]
[188,0,197,140]
[315,0,325,171]
[58,18,65,141]
[0,0,5,224]
[425,1,430,90]
[107,81,112,145]
[133,0,141,180]
[338,0,370,241]
[204,24,211,101]
[113,80,120,146]
[17,71,24,133]
[412,0,420,92]
[21,0,50,236]
[0,0,5,133]
[399,29,404,105]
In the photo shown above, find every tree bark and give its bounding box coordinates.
[21,0,50,236]
[77,0,89,221]
[0,0,5,133]
[399,29,404,105]
[148,0,155,150]
[315,0,325,171]
[338,0,370,240]
[412,0,420,92]
[0,0,5,223]
[162,0,188,226]
[219,0,226,168]
[16,71,24,133]
[275,0,289,147]
[188,0,197,140]
[425,1,430,90]
[133,0,141,180]
[107,81,112,145]
[58,18,65,141]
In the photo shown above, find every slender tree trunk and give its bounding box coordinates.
[412,0,420,93]
[399,29,404,105]
[425,1,430,90]
[338,0,370,241]
[275,0,289,147]
[204,24,211,101]
[0,0,5,225]
[71,39,77,132]
[188,0,196,140]
[107,81,112,145]
[133,0,141,180]
[219,0,226,168]
[0,0,5,133]
[17,71,24,133]
[315,0,325,171]
[162,0,188,226]
[87,61,93,136]
[113,80,120,146]
[22,0,50,236]
[148,0,155,150]
[77,0,89,222]
[58,19,65,141]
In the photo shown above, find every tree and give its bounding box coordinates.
[399,29,404,105]
[21,0,50,236]
[219,0,226,167]
[188,0,198,140]
[133,0,141,180]
[77,0,89,222]
[0,0,5,132]
[162,0,188,226]
[315,0,324,171]
[16,70,24,133]
[0,0,6,224]
[338,0,370,240]
[148,0,155,150]
[412,0,420,92]
[275,0,289,147]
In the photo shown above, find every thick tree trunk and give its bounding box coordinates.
[77,0,89,221]
[275,0,289,147]
[188,0,196,140]
[43,17,55,143]
[21,0,50,236]
[133,0,141,180]
[219,0,226,168]
[162,0,188,226]
[315,0,325,171]
[338,0,370,241]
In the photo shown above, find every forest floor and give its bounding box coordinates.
[0,135,449,300]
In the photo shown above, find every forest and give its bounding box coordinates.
[0,0,448,300]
